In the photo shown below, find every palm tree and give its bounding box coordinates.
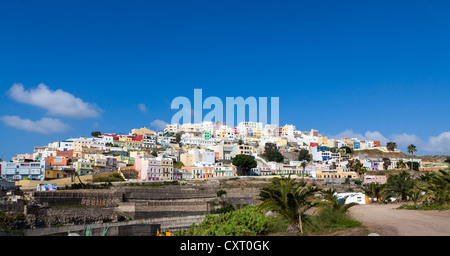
[258,175,318,234]
[408,188,424,209]
[407,144,417,155]
[316,188,358,212]
[383,170,416,202]
[361,183,385,203]
[346,159,366,182]
[407,144,417,175]
[300,161,307,181]
[396,159,407,169]
[420,169,450,206]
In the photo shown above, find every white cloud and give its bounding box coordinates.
[330,130,388,144]
[390,133,424,148]
[138,103,147,113]
[329,129,364,140]
[364,131,389,145]
[1,115,70,134]
[150,119,168,131]
[7,83,101,119]
[331,130,450,154]
[423,131,450,154]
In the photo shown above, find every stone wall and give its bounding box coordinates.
[115,186,218,200]
[21,215,206,236]
[25,206,123,229]
[32,190,120,207]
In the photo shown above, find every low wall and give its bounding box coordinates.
[15,171,123,191]
[116,186,218,200]
[33,190,119,207]
[22,215,206,236]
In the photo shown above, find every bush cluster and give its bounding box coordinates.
[176,205,270,236]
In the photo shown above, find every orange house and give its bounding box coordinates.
[203,167,214,178]
[46,156,69,166]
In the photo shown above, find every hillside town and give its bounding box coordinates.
[2,121,440,187]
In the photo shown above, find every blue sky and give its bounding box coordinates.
[1,0,450,160]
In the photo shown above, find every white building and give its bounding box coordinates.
[188,148,215,164]
[1,160,47,181]
[100,135,114,145]
[58,139,74,151]
[336,192,366,205]
[142,133,157,149]
[164,123,180,134]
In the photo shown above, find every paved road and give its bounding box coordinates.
[349,204,450,236]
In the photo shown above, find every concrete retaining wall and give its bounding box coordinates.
[33,190,119,207]
[22,215,206,236]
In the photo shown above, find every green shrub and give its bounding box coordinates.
[302,208,362,235]
[176,205,270,236]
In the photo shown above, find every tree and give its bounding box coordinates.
[407,144,417,155]
[263,142,277,155]
[383,170,416,202]
[361,183,385,203]
[263,142,284,163]
[258,176,319,234]
[406,161,420,171]
[266,150,284,163]
[444,157,450,165]
[91,131,101,137]
[298,148,312,181]
[339,146,353,154]
[150,150,157,157]
[175,133,182,144]
[419,169,450,206]
[300,161,307,181]
[386,142,397,152]
[298,148,312,162]
[407,144,418,175]
[238,139,244,145]
[232,154,257,176]
[408,188,424,209]
[396,159,407,169]
[316,188,358,213]
[346,159,366,181]
[382,157,391,170]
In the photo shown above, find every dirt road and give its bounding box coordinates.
[349,204,450,236]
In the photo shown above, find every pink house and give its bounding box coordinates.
[363,175,387,184]
[134,156,162,181]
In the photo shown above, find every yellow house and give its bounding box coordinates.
[340,138,354,148]
[237,145,254,156]
[315,168,358,179]
[252,130,262,138]
[317,136,328,146]
[129,151,148,158]
[45,169,63,179]
[132,127,155,135]
[180,152,194,167]
[73,145,103,158]
[273,138,287,146]
[161,158,173,180]
[115,140,143,150]
[118,135,132,142]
